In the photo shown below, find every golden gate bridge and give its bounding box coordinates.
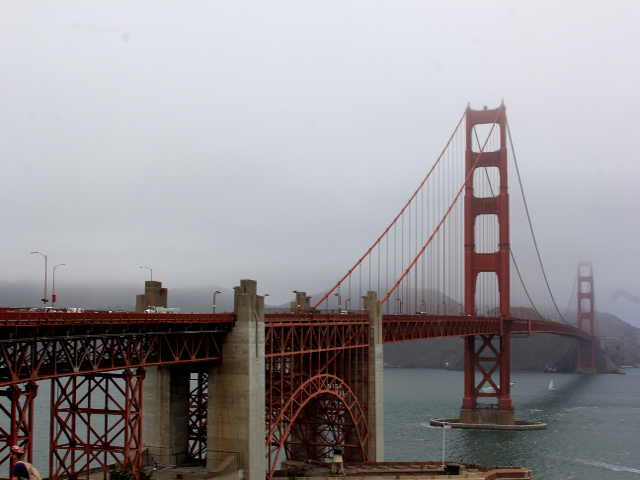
[0,104,597,480]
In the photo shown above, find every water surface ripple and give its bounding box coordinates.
[384,368,640,480]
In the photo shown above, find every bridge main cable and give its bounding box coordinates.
[381,104,504,304]
[313,110,468,310]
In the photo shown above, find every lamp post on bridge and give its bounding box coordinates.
[31,251,48,308]
[213,291,221,314]
[52,263,65,308]
[334,292,341,312]
[437,302,445,316]
[395,298,403,315]
[140,266,153,309]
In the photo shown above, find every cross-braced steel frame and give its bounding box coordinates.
[0,382,37,480]
[0,331,228,388]
[188,372,208,460]
[49,369,145,480]
[265,314,370,479]
[0,315,231,480]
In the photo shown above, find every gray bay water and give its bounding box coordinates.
[384,367,640,479]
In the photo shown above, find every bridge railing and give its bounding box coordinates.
[265,312,369,324]
[0,311,236,325]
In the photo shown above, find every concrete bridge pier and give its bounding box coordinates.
[142,366,190,465]
[363,291,384,462]
[207,280,265,480]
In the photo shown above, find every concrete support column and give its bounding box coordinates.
[363,291,384,462]
[142,366,190,465]
[208,279,265,480]
[290,291,311,313]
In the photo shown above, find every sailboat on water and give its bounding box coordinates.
[548,380,555,390]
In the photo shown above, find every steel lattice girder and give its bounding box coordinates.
[0,332,227,387]
[382,315,595,343]
[0,382,37,480]
[264,315,370,480]
[465,334,506,406]
[187,372,208,460]
[49,369,144,480]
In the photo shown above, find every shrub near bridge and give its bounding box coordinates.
[109,462,154,480]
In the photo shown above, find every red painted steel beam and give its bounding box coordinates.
[49,369,144,480]
[0,312,235,342]
[188,372,209,460]
[0,331,228,388]
[0,383,37,480]
[381,315,595,343]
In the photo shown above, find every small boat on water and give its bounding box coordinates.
[510,381,516,387]
[548,380,555,390]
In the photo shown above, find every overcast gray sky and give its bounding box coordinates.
[2,1,639,325]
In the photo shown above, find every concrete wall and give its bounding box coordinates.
[290,291,311,313]
[364,291,384,462]
[208,279,265,480]
[136,281,168,312]
[142,365,190,465]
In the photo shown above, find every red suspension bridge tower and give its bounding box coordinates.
[577,262,597,373]
[461,103,515,425]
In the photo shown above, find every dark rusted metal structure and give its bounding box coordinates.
[188,372,209,460]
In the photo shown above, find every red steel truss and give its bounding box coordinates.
[0,313,232,478]
[0,331,230,388]
[265,314,370,479]
[577,263,597,373]
[188,372,208,460]
[0,382,37,480]
[49,369,144,480]
[382,315,594,343]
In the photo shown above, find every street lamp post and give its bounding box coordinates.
[52,264,66,308]
[213,291,221,314]
[140,266,153,308]
[31,252,48,307]
[396,298,403,314]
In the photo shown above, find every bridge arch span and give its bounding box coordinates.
[266,373,368,478]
